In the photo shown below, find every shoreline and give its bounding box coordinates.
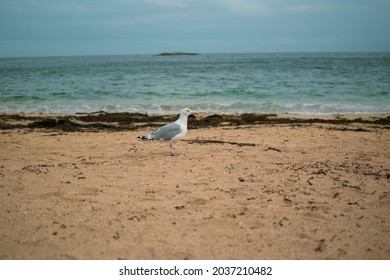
[1,111,390,259]
[1,112,389,132]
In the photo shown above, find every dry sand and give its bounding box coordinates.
[0,113,389,259]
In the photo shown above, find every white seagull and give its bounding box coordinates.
[138,108,198,156]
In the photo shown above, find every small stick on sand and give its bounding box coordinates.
[69,118,120,128]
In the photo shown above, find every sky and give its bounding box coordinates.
[0,0,390,57]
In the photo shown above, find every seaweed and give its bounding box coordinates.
[0,112,389,132]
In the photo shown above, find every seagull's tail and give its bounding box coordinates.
[137,135,151,141]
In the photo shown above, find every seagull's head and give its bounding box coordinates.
[181,108,198,118]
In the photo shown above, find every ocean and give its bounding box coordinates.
[0,52,389,115]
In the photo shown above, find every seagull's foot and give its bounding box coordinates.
[169,142,177,156]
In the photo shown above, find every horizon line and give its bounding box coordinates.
[1,50,390,59]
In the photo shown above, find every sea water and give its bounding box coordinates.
[0,53,389,114]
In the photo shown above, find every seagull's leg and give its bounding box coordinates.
[169,142,175,156]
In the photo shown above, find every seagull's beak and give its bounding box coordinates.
[191,111,198,118]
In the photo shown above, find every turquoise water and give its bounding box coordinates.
[0,53,389,114]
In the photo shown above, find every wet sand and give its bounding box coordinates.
[1,113,389,259]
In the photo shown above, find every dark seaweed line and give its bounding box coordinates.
[1,113,390,132]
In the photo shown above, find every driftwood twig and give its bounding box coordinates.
[68,118,120,128]
[264,146,282,152]
[187,139,256,147]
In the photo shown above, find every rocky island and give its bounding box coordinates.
[158,51,199,56]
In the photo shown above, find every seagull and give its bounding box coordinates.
[138,108,198,156]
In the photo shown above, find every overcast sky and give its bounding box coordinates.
[1,0,389,57]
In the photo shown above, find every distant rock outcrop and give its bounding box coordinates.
[158,52,199,56]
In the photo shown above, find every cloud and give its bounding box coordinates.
[213,0,269,15]
[283,2,330,13]
[143,0,189,8]
[210,0,319,16]
[285,5,311,12]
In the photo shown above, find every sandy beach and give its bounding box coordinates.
[1,113,389,260]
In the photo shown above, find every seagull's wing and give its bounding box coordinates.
[149,122,182,141]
